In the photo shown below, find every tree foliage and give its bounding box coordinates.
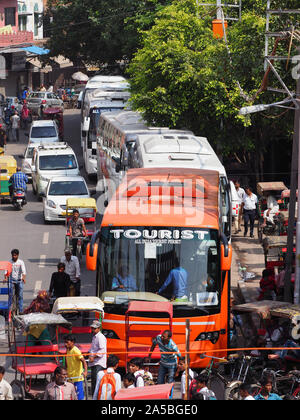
[44,0,172,67]
[127,0,297,178]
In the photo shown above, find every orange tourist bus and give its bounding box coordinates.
[86,168,232,368]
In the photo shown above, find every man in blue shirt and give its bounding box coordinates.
[9,167,28,192]
[112,265,137,292]
[148,330,181,384]
[254,377,282,400]
[158,259,188,301]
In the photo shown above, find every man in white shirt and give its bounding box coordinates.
[89,320,107,396]
[241,187,258,238]
[10,111,20,142]
[262,193,279,226]
[60,248,80,296]
[6,249,26,313]
[0,366,13,400]
[234,180,245,233]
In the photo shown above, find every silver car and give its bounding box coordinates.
[27,91,64,116]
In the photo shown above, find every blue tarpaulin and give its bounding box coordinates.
[21,46,50,55]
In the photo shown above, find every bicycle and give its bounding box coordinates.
[197,353,241,400]
[11,282,20,317]
[66,236,89,262]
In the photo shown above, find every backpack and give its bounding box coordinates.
[97,370,117,400]
[136,371,155,386]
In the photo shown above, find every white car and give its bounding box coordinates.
[21,143,37,181]
[42,176,95,223]
[28,120,60,144]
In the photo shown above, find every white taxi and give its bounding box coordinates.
[42,176,94,223]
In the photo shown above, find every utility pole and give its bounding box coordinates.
[294,71,300,303]
[284,77,299,302]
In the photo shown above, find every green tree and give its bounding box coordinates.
[127,0,296,180]
[44,0,172,67]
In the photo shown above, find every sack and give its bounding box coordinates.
[136,371,155,386]
[97,371,117,400]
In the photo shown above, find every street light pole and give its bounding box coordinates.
[217,0,222,19]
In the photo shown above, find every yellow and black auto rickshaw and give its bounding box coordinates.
[0,155,17,203]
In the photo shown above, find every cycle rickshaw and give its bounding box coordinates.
[52,296,104,398]
[52,296,104,354]
[257,182,288,243]
[65,197,97,261]
[9,312,72,400]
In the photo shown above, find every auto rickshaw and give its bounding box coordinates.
[65,197,98,260]
[257,182,288,242]
[0,155,17,203]
[42,107,64,140]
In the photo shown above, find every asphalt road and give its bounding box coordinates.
[0,109,98,379]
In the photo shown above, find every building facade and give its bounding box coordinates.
[0,0,46,96]
[18,0,44,40]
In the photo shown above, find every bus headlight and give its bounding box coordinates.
[195,331,220,344]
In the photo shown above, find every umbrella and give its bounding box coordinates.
[72,71,89,82]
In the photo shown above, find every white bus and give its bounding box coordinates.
[84,92,130,177]
[80,75,129,148]
[96,110,236,240]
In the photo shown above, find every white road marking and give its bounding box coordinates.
[39,255,46,268]
[34,280,42,297]
[42,232,49,245]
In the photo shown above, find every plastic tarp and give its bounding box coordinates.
[13,313,72,331]
[21,46,50,55]
[52,296,104,315]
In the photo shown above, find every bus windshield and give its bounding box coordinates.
[98,227,220,315]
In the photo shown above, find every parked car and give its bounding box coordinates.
[26,91,64,116]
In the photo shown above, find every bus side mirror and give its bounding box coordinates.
[221,243,232,271]
[86,242,98,271]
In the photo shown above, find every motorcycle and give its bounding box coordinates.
[12,188,26,210]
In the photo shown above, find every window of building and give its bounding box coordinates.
[5,8,16,27]
[18,15,27,31]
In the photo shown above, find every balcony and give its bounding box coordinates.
[0,30,33,47]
